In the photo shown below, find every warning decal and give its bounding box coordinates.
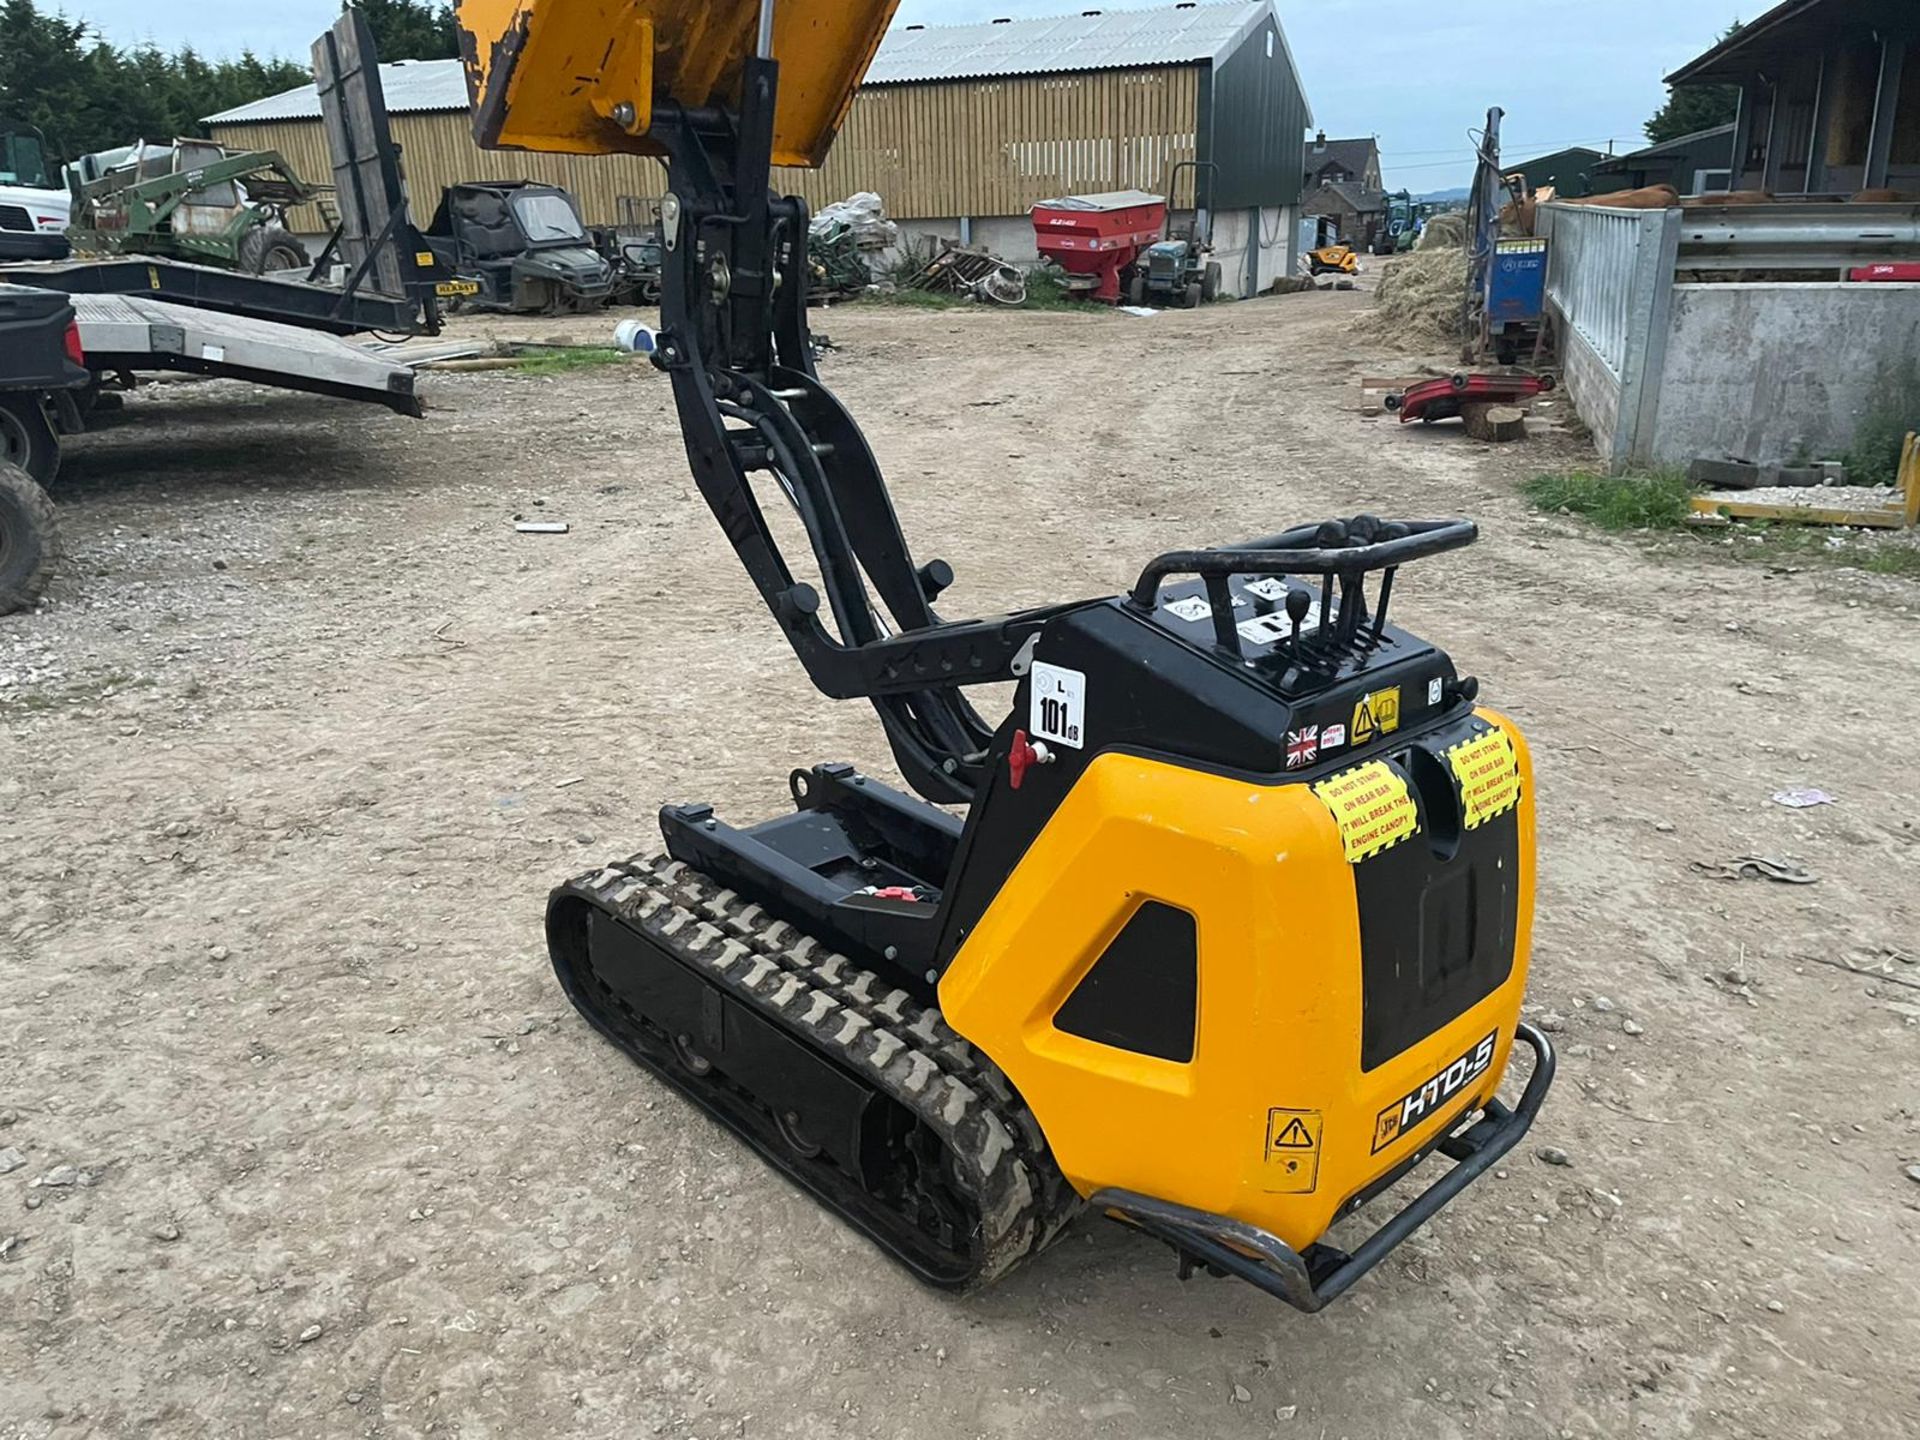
[1262,1108,1323,1194]
[1312,760,1420,863]
[1447,728,1522,829]
[1349,686,1402,745]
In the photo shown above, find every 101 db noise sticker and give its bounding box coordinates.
[1029,661,1086,749]
[1446,728,1522,828]
[1312,760,1420,863]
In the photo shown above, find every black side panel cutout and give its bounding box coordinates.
[1053,901,1199,1063]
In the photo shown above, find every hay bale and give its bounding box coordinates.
[1416,212,1468,251]
[1358,247,1470,348]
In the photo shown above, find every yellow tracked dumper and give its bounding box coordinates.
[452,0,1554,1309]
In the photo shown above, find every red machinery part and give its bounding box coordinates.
[1849,263,1920,282]
[1387,372,1554,425]
[1030,190,1166,304]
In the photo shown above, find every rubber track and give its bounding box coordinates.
[562,854,1083,1289]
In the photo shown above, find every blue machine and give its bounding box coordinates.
[1488,237,1548,324]
[1482,235,1549,364]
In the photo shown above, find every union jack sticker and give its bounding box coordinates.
[1285,726,1320,769]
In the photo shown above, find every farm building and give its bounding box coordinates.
[204,0,1313,298]
[1592,124,1737,196]
[1504,146,1627,200]
[1663,0,1919,195]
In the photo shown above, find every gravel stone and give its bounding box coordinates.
[1537,1147,1572,1167]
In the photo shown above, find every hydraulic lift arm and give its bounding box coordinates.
[454,0,1076,802]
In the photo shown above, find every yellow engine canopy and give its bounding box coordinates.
[452,0,901,167]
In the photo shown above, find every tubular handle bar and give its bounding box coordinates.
[1126,517,1478,611]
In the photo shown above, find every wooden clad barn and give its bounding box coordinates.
[205,0,1312,296]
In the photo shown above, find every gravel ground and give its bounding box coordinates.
[3,292,1919,1440]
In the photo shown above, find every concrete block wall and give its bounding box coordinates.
[1650,283,1920,467]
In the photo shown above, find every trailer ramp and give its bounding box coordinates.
[72,294,422,416]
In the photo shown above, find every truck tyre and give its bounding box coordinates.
[0,393,60,485]
[1183,281,1202,309]
[1125,273,1146,307]
[0,459,60,617]
[240,226,312,275]
[1201,262,1222,302]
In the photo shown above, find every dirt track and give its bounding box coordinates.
[4,292,1918,1439]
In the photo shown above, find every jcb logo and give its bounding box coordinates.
[1372,1032,1497,1153]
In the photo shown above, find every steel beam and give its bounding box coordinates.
[1864,35,1907,190]
[1804,48,1835,194]
[1762,77,1789,194]
[1729,78,1761,189]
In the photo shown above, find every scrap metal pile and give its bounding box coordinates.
[902,243,1027,305]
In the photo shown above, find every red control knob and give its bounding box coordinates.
[1008,730,1054,790]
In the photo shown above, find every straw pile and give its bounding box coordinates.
[1360,244,1469,349]
[1415,211,1468,251]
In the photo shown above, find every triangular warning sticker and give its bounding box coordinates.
[1351,697,1378,744]
[1272,1117,1315,1149]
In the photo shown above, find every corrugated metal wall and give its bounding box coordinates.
[211,66,1202,229]
[1208,13,1308,210]
[811,68,1200,214]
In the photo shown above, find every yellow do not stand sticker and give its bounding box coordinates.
[1312,760,1420,863]
[1447,728,1522,829]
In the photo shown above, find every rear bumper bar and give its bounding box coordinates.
[1092,1022,1555,1312]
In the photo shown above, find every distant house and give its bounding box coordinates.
[1594,124,1737,196]
[1300,133,1384,247]
[1664,0,1917,195]
[1303,133,1381,190]
[1506,146,1626,199]
[1301,180,1385,250]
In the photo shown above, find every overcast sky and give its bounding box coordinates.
[50,0,1737,190]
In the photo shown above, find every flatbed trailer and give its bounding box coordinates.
[71,293,421,416]
[0,255,424,337]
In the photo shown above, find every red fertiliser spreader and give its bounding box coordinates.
[1386,372,1555,424]
[1031,189,1166,303]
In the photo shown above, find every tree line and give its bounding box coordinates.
[0,0,455,166]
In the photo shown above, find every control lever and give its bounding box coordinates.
[1285,586,1312,658]
[1368,521,1410,647]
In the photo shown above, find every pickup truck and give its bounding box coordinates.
[0,283,88,614]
